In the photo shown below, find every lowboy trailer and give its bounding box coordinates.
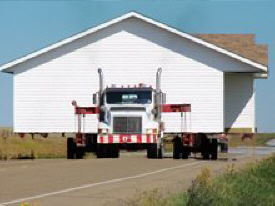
[68,68,229,160]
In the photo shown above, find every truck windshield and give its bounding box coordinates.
[106,91,152,104]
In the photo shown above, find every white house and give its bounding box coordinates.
[0,12,268,134]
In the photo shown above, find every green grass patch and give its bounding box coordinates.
[127,188,188,206]
[255,133,275,146]
[0,137,67,159]
[229,133,275,147]
[129,155,275,206]
[0,128,67,160]
[185,155,275,206]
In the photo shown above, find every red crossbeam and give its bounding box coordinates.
[72,100,99,114]
[75,107,99,114]
[162,104,191,113]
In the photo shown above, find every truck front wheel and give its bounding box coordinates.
[97,144,106,158]
[97,144,120,158]
[147,144,157,159]
[111,145,119,158]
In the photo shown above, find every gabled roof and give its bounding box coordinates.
[0,11,268,73]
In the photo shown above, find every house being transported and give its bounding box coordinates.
[0,12,268,135]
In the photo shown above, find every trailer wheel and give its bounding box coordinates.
[210,139,218,160]
[76,147,85,159]
[173,137,182,159]
[147,143,157,159]
[220,142,228,153]
[67,138,75,159]
[200,134,210,160]
[182,146,189,159]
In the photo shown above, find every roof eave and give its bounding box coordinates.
[254,72,268,79]
[0,11,268,73]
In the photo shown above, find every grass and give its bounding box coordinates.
[228,133,275,147]
[184,155,275,206]
[128,155,275,206]
[255,133,275,146]
[0,127,274,159]
[0,128,66,160]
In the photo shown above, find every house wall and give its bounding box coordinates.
[12,17,256,134]
[224,73,255,132]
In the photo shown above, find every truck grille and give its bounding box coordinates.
[113,117,142,134]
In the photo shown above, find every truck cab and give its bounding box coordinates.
[95,83,164,158]
[92,68,165,158]
[97,86,159,140]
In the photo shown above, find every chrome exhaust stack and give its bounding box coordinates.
[156,68,162,93]
[98,68,104,95]
[156,68,162,122]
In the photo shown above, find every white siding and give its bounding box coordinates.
[224,73,255,130]
[12,17,236,133]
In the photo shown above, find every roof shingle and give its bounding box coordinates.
[193,34,268,66]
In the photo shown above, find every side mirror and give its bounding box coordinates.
[93,93,97,104]
[162,93,167,104]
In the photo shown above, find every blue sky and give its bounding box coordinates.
[0,1,274,132]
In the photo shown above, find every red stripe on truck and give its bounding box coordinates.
[108,134,113,143]
[119,135,123,143]
[99,134,158,144]
[137,134,142,143]
[126,134,131,143]
[147,134,151,143]
[153,134,157,143]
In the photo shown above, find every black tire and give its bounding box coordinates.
[220,142,228,153]
[67,138,75,159]
[106,145,113,158]
[111,145,119,158]
[147,143,158,159]
[182,146,189,159]
[97,144,105,158]
[210,139,218,160]
[173,137,182,159]
[97,144,119,158]
[85,134,97,153]
[157,147,163,159]
[200,134,210,160]
[76,147,85,159]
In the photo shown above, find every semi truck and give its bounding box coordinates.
[69,68,226,160]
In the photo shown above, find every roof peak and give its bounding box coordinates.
[0,11,267,73]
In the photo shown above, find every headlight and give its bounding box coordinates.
[146,129,158,134]
[98,128,109,134]
[146,129,153,134]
